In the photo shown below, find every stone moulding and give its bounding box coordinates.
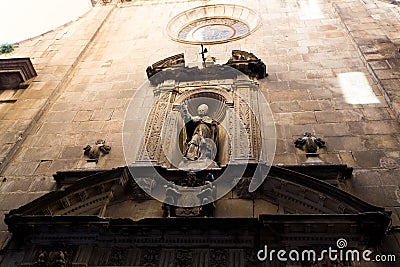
[0,57,37,89]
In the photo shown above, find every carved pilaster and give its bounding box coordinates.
[231,84,261,161]
[137,92,173,163]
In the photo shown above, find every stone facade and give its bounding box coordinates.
[0,0,400,266]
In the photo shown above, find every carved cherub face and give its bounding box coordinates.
[197,104,208,116]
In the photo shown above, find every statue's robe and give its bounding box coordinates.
[184,116,218,161]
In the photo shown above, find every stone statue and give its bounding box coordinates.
[83,139,111,160]
[181,104,219,162]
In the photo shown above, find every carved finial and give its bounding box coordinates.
[83,139,111,160]
[294,132,326,154]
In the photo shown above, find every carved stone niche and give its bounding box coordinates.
[0,58,37,89]
[136,81,263,170]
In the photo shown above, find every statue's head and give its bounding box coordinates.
[197,104,209,116]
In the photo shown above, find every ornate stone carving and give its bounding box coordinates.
[34,250,69,267]
[294,132,326,154]
[175,207,200,217]
[83,139,111,160]
[210,249,229,267]
[198,181,216,217]
[137,92,171,162]
[162,182,181,217]
[162,178,216,217]
[138,62,266,169]
[146,53,185,80]
[146,63,241,86]
[232,88,261,160]
[294,132,326,164]
[225,50,267,79]
[175,249,193,267]
[140,248,160,267]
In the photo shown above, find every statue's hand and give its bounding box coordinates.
[192,116,201,122]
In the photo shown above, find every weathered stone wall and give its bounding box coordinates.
[0,5,114,248]
[0,0,399,261]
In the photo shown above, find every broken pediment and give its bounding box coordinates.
[5,165,390,247]
[2,164,392,266]
[146,53,185,81]
[0,58,37,89]
[225,50,268,79]
[145,51,267,86]
[8,165,384,218]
